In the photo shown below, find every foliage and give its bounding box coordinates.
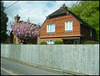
[69,1,99,41]
[1,1,8,43]
[54,40,63,44]
[11,19,41,42]
[40,41,47,44]
[83,41,98,44]
[1,43,13,44]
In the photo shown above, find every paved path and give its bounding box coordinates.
[1,67,18,75]
[1,69,11,75]
[1,58,65,75]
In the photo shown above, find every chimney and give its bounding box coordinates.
[14,14,20,24]
[61,3,67,9]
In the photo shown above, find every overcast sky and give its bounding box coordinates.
[3,1,78,32]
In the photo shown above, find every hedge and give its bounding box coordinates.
[40,41,47,44]
[54,40,63,44]
[83,41,98,44]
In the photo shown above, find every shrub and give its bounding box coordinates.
[83,41,98,44]
[1,43,13,44]
[54,40,63,44]
[40,41,47,44]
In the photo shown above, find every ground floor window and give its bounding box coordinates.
[47,40,55,44]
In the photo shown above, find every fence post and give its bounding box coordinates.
[20,43,21,61]
[36,45,38,66]
[61,45,63,73]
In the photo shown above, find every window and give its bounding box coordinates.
[90,30,92,37]
[65,20,73,31]
[47,40,55,44]
[47,23,55,33]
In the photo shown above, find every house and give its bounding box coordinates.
[38,3,96,44]
[12,14,39,44]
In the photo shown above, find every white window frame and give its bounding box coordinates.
[65,20,73,31]
[47,40,55,44]
[47,23,55,33]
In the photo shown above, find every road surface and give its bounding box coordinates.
[1,58,65,75]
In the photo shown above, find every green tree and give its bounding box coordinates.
[1,1,8,43]
[69,1,99,42]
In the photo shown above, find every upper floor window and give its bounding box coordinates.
[65,20,73,31]
[47,23,55,33]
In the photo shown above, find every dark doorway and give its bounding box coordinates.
[63,39,80,44]
[63,40,74,44]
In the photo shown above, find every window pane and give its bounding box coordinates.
[48,41,50,44]
[49,24,50,32]
[52,24,54,32]
[48,25,49,32]
[50,40,51,44]
[50,24,51,32]
[54,24,55,32]
[53,24,55,32]
[70,21,72,30]
[51,24,53,32]
[69,23,72,29]
[67,22,69,29]
[50,24,52,32]
[53,40,55,44]
[50,40,52,44]
[65,21,68,30]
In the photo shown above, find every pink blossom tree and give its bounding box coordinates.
[11,19,41,43]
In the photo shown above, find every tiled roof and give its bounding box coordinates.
[47,7,67,18]
[47,4,94,29]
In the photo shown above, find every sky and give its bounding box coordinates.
[3,1,78,33]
